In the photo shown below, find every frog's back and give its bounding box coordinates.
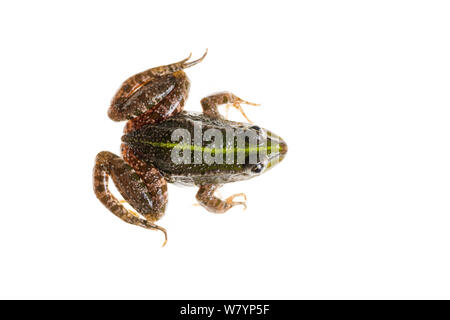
[121,111,249,185]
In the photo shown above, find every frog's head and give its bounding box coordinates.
[234,124,288,179]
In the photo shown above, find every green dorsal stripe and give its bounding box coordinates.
[126,138,280,155]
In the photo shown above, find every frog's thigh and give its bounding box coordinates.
[200,92,259,122]
[121,144,168,221]
[108,74,178,122]
[196,184,247,214]
[93,151,167,243]
[109,50,207,122]
[123,71,191,133]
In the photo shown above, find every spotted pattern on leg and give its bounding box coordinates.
[121,144,168,222]
[93,151,168,246]
[123,70,190,133]
[109,50,207,122]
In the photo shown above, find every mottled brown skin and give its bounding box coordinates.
[123,70,190,134]
[108,51,206,122]
[93,151,168,244]
[93,50,287,246]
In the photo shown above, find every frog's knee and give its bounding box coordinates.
[108,100,127,121]
[95,150,117,164]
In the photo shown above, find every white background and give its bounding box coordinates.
[0,0,449,299]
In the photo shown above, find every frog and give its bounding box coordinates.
[93,50,288,246]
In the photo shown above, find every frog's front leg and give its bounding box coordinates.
[196,184,247,214]
[93,151,168,246]
[200,91,259,122]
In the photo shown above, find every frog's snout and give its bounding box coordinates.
[276,138,288,164]
[279,139,288,155]
[263,131,287,172]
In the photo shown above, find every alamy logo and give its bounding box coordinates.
[170,121,281,165]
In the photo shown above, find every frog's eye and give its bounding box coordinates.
[249,125,261,131]
[251,163,264,173]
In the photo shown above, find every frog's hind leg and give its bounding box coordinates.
[93,151,168,246]
[109,50,207,122]
[120,144,168,219]
[200,91,259,123]
[196,184,247,214]
[123,70,190,133]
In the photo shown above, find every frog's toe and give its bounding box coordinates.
[230,201,247,211]
[227,99,260,124]
[196,185,248,214]
[225,193,248,211]
[227,192,247,202]
[238,97,260,107]
[183,49,208,69]
[161,230,168,247]
[140,220,168,247]
[155,224,168,247]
